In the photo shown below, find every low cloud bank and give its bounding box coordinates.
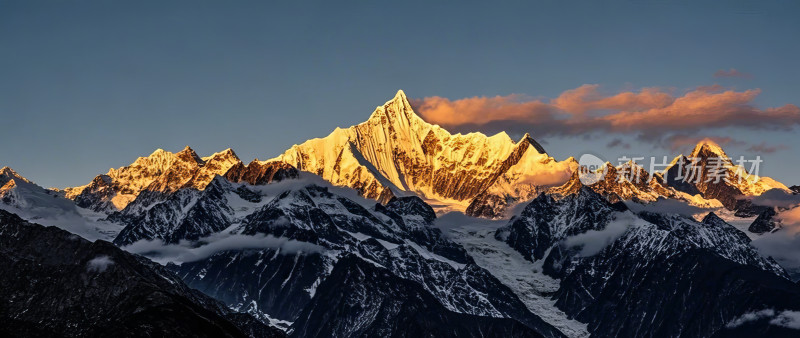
[752,206,800,277]
[123,232,325,264]
[727,309,800,330]
[749,189,800,208]
[624,198,715,218]
[564,212,642,256]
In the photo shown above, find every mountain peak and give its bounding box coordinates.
[0,167,30,184]
[203,148,240,162]
[365,89,424,131]
[176,146,202,163]
[701,211,725,225]
[148,148,169,157]
[690,138,728,158]
[517,132,547,154]
[394,89,408,101]
[1,166,18,176]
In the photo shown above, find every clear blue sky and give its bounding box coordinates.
[1,0,798,188]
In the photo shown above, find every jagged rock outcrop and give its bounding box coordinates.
[224,160,299,185]
[749,207,779,234]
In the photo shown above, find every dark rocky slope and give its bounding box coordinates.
[0,209,282,338]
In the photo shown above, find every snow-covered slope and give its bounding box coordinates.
[438,214,590,337]
[0,167,122,241]
[271,90,573,214]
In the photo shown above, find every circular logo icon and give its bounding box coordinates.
[578,154,608,185]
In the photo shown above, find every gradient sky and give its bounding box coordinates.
[1,0,798,188]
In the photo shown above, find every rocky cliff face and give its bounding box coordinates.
[749,207,779,234]
[289,255,550,338]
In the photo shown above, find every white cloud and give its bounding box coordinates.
[563,212,642,256]
[122,232,325,265]
[727,309,800,330]
[749,189,800,208]
[623,198,715,217]
[771,310,800,329]
[753,206,800,275]
[727,309,776,328]
[86,255,114,273]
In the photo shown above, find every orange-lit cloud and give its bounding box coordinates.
[601,89,800,132]
[413,85,800,147]
[778,206,800,235]
[413,94,554,126]
[550,84,673,116]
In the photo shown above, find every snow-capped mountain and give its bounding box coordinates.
[488,186,800,337]
[583,161,706,204]
[4,91,799,337]
[112,174,564,336]
[0,167,122,241]
[58,93,790,224]
[271,90,573,214]
[1,167,69,211]
[267,91,790,220]
[110,162,299,246]
[66,147,242,212]
[663,139,789,213]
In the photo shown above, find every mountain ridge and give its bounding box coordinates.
[270,90,574,214]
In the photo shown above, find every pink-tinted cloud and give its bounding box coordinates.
[778,206,800,235]
[550,84,673,116]
[412,95,554,126]
[413,85,800,148]
[602,89,800,132]
[713,68,753,79]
